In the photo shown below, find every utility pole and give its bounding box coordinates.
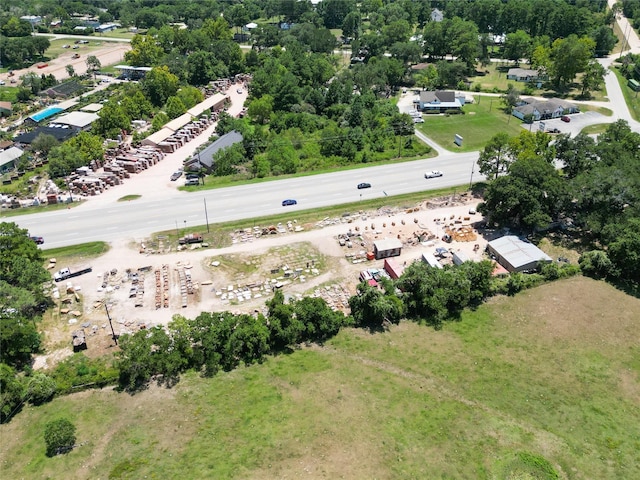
[204,198,210,233]
[469,159,475,191]
[104,303,118,346]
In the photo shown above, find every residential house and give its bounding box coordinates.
[506,68,546,87]
[512,97,579,121]
[415,91,466,113]
[431,9,444,22]
[184,130,244,173]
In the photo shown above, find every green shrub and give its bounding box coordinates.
[44,418,76,457]
[26,373,57,405]
[50,353,118,394]
[579,250,614,279]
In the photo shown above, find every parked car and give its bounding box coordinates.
[62,44,70,49]
[0,80,4,85]
[357,182,371,189]
[282,199,297,206]
[413,116,424,123]
[72,53,80,59]
[424,170,443,179]
[170,171,182,181]
[30,236,44,245]
[237,88,243,94]
[547,127,561,134]
[185,178,199,186]
[561,115,571,123]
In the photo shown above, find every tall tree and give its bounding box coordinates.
[85,55,101,79]
[140,66,180,107]
[478,132,512,180]
[479,156,568,231]
[555,133,598,179]
[124,34,164,66]
[550,35,595,89]
[580,60,607,98]
[503,30,532,65]
[349,280,404,330]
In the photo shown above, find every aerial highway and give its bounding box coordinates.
[12,152,481,248]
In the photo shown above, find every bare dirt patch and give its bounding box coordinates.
[38,197,488,363]
[0,43,131,83]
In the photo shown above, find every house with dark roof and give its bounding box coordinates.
[13,126,78,145]
[184,130,243,172]
[415,91,466,112]
[512,97,579,121]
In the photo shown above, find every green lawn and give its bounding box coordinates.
[418,97,524,152]
[1,276,638,479]
[469,63,515,92]
[612,67,640,122]
[581,123,611,135]
[468,62,608,101]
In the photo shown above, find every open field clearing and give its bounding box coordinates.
[418,98,523,152]
[1,276,638,479]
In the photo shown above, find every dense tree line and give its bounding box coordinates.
[0,222,51,422]
[116,290,347,391]
[478,121,640,288]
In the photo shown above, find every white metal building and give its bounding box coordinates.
[487,235,552,273]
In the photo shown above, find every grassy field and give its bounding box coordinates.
[468,63,515,92]
[468,63,608,101]
[1,276,638,479]
[581,123,611,135]
[612,67,640,121]
[418,97,524,152]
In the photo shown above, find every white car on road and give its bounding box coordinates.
[425,170,443,179]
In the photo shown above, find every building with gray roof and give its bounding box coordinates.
[487,235,552,273]
[185,130,244,172]
[0,146,23,173]
[512,97,579,121]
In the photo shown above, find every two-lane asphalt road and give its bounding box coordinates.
[13,152,481,248]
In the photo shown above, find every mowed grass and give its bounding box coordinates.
[1,276,639,479]
[418,97,524,152]
[612,67,640,121]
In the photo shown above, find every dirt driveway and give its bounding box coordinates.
[0,43,131,83]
